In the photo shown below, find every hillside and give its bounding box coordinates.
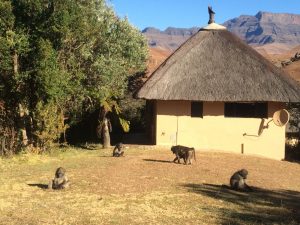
[256,45,300,80]
[147,47,172,73]
[273,45,300,81]
[284,60,300,81]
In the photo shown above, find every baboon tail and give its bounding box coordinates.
[193,149,196,161]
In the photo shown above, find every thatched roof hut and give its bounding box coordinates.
[137,23,300,102]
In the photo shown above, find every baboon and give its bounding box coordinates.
[230,169,252,192]
[185,148,196,165]
[113,142,124,157]
[48,167,69,190]
[171,145,196,165]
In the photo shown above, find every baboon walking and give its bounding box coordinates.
[230,169,252,192]
[48,167,69,190]
[171,145,196,165]
[113,143,124,157]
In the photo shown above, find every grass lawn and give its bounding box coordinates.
[1,146,300,225]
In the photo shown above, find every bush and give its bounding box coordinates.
[33,101,66,152]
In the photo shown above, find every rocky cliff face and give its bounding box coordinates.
[142,12,300,51]
[142,27,199,50]
[224,12,300,46]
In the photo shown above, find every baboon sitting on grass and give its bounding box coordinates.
[230,169,252,192]
[48,167,69,190]
[113,143,125,157]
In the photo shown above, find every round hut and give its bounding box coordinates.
[136,8,300,160]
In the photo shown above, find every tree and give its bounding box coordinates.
[44,0,148,147]
[50,1,148,147]
[0,0,30,147]
[0,0,148,151]
[288,103,300,135]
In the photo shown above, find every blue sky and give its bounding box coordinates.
[109,0,300,30]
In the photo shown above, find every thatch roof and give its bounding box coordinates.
[137,27,300,102]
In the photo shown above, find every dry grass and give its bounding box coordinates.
[1,146,300,225]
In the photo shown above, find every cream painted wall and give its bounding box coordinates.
[155,100,286,160]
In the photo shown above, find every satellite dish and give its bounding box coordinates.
[257,118,266,136]
[272,109,290,127]
[256,109,289,136]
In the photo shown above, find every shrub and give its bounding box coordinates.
[33,101,66,152]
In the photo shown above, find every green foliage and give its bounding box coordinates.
[286,103,300,161]
[119,94,146,132]
[0,0,148,151]
[0,102,19,156]
[0,1,14,33]
[33,101,65,151]
[119,117,130,133]
[100,98,130,133]
[33,38,71,103]
[288,103,300,131]
[77,3,148,105]
[0,1,30,105]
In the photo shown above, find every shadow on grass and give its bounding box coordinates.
[68,142,101,151]
[143,159,173,164]
[77,144,99,150]
[181,183,300,224]
[27,183,49,189]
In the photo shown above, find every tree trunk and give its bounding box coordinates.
[13,52,18,74]
[13,51,29,147]
[18,103,28,146]
[0,137,5,155]
[102,117,110,149]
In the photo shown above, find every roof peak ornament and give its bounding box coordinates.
[201,6,226,30]
[208,6,215,24]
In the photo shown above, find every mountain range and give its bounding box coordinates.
[142,11,300,54]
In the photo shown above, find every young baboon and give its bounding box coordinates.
[48,167,69,190]
[230,169,252,192]
[171,145,196,165]
[112,142,124,157]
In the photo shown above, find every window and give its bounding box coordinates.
[191,101,203,118]
[224,102,268,118]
